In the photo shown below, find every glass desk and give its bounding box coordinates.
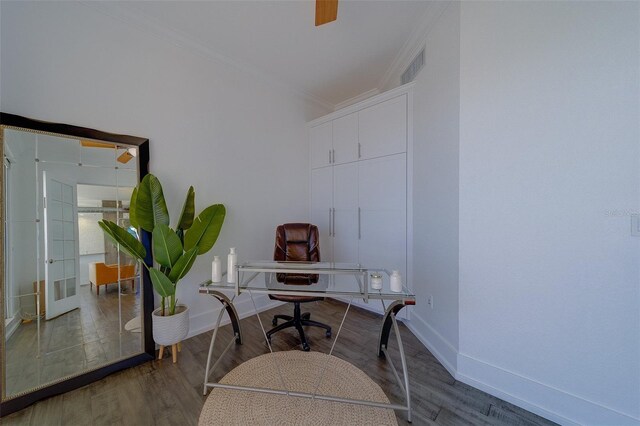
[199,261,416,422]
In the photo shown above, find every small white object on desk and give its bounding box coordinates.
[370,273,383,290]
[211,256,222,283]
[390,270,403,292]
[227,248,237,283]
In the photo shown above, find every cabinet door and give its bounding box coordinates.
[310,122,333,169]
[358,154,406,281]
[311,167,333,261]
[358,95,407,160]
[333,163,359,266]
[332,113,358,165]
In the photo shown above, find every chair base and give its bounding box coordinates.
[267,303,331,351]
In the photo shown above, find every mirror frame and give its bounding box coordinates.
[0,112,154,416]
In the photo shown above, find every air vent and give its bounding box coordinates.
[401,47,425,85]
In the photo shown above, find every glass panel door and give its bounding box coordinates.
[43,171,80,319]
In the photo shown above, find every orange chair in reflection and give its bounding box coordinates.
[89,262,136,295]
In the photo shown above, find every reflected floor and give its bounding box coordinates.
[5,284,141,397]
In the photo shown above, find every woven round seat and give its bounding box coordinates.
[199,351,398,425]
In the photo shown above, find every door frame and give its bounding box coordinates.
[0,112,154,416]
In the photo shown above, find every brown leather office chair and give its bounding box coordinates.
[266,223,332,351]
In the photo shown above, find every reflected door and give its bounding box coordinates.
[43,172,80,319]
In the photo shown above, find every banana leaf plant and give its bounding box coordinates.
[99,174,225,316]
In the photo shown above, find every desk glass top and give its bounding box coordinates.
[199,261,415,302]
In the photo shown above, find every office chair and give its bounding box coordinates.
[266,223,332,351]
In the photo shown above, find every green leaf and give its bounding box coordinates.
[168,247,199,283]
[184,204,226,255]
[177,186,195,231]
[152,224,183,268]
[99,220,146,262]
[149,268,175,298]
[129,187,139,229]
[135,174,169,232]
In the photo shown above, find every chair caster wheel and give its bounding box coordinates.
[302,343,310,351]
[272,318,278,326]
[326,331,332,338]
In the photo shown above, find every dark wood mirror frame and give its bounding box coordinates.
[0,113,154,416]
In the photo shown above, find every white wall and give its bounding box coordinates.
[381,1,640,424]
[459,2,640,424]
[410,2,461,373]
[5,130,38,316]
[1,1,328,335]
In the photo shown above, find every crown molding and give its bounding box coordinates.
[80,2,335,111]
[333,88,381,111]
[377,1,451,91]
[308,82,414,127]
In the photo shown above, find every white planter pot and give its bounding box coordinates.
[152,304,189,346]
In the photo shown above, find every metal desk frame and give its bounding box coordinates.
[199,262,416,423]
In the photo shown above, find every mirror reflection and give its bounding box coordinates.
[3,128,142,398]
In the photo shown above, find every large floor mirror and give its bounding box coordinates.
[0,113,153,415]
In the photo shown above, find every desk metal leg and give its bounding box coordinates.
[202,291,242,395]
[377,301,412,423]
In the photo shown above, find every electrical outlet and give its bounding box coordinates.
[427,295,433,309]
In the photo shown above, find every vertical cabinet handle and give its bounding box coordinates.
[332,149,335,164]
[332,208,336,236]
[329,149,332,164]
[358,207,361,239]
[358,143,361,159]
[329,208,332,237]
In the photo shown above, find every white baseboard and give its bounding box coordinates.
[187,295,284,339]
[457,354,640,426]
[405,312,458,376]
[4,315,20,341]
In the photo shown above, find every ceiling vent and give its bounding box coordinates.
[401,47,425,85]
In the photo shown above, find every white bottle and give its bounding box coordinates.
[390,270,403,293]
[227,248,237,283]
[211,256,222,283]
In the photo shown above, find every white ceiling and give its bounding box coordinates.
[102,1,434,108]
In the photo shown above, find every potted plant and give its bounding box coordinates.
[99,174,225,362]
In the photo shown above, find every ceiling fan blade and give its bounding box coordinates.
[316,0,338,26]
[80,139,114,149]
[117,151,134,164]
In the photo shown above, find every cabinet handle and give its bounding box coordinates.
[358,143,361,159]
[329,149,332,164]
[329,208,332,237]
[358,207,361,239]
[332,208,336,236]
[332,149,335,164]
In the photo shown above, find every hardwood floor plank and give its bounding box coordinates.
[29,394,63,426]
[487,403,556,426]
[434,407,496,426]
[61,386,93,426]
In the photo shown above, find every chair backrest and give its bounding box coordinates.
[274,223,320,284]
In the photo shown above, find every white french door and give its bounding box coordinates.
[43,172,80,319]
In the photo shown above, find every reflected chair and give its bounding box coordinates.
[266,223,332,351]
[89,262,136,295]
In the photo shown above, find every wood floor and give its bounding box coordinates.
[3,299,557,426]
[5,284,141,398]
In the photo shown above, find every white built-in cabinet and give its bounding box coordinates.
[309,86,412,312]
